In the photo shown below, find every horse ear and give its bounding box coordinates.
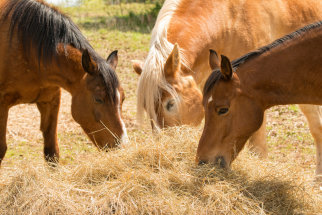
[220,55,233,80]
[107,50,118,71]
[82,49,98,76]
[132,60,143,75]
[164,43,181,79]
[209,49,220,71]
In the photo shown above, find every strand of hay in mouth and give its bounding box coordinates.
[0,126,321,215]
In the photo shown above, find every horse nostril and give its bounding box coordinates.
[198,160,207,165]
[215,156,226,168]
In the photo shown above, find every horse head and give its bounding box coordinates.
[71,50,127,149]
[197,50,264,167]
[133,44,203,128]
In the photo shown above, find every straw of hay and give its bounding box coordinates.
[1,126,321,215]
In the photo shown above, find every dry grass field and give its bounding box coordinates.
[0,1,321,214]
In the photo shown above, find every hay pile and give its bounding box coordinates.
[0,126,320,215]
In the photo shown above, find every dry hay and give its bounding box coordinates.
[0,125,321,215]
[1,47,321,215]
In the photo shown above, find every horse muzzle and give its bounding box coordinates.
[197,155,229,169]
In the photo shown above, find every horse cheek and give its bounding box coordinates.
[238,100,264,137]
[71,96,90,127]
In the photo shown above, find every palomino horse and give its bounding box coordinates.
[0,0,127,164]
[198,21,322,175]
[133,0,322,157]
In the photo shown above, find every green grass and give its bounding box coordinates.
[63,0,160,33]
[288,104,299,113]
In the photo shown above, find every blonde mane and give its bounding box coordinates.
[137,0,188,126]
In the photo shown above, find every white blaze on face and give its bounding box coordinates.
[208,96,213,103]
[116,90,128,145]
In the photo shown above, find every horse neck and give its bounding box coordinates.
[238,30,322,109]
[44,45,86,94]
[167,0,322,84]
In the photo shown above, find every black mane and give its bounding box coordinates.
[203,21,322,99]
[1,0,119,103]
[231,21,322,68]
[1,0,94,63]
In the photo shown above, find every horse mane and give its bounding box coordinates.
[136,0,188,125]
[1,0,119,103]
[203,21,322,98]
[202,69,222,103]
[1,0,94,63]
[232,21,322,68]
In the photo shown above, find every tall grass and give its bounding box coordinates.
[63,0,162,32]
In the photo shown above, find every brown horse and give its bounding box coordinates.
[198,21,322,175]
[0,0,127,164]
[133,0,322,157]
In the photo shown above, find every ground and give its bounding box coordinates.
[0,1,321,214]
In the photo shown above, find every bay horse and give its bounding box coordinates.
[132,0,322,157]
[198,21,322,175]
[0,0,127,164]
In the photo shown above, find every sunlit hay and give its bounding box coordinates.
[0,126,321,215]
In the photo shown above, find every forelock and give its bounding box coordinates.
[203,70,222,104]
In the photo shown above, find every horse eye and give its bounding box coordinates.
[166,100,175,111]
[94,97,104,104]
[218,108,229,115]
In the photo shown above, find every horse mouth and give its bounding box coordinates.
[198,155,230,169]
[215,156,227,168]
